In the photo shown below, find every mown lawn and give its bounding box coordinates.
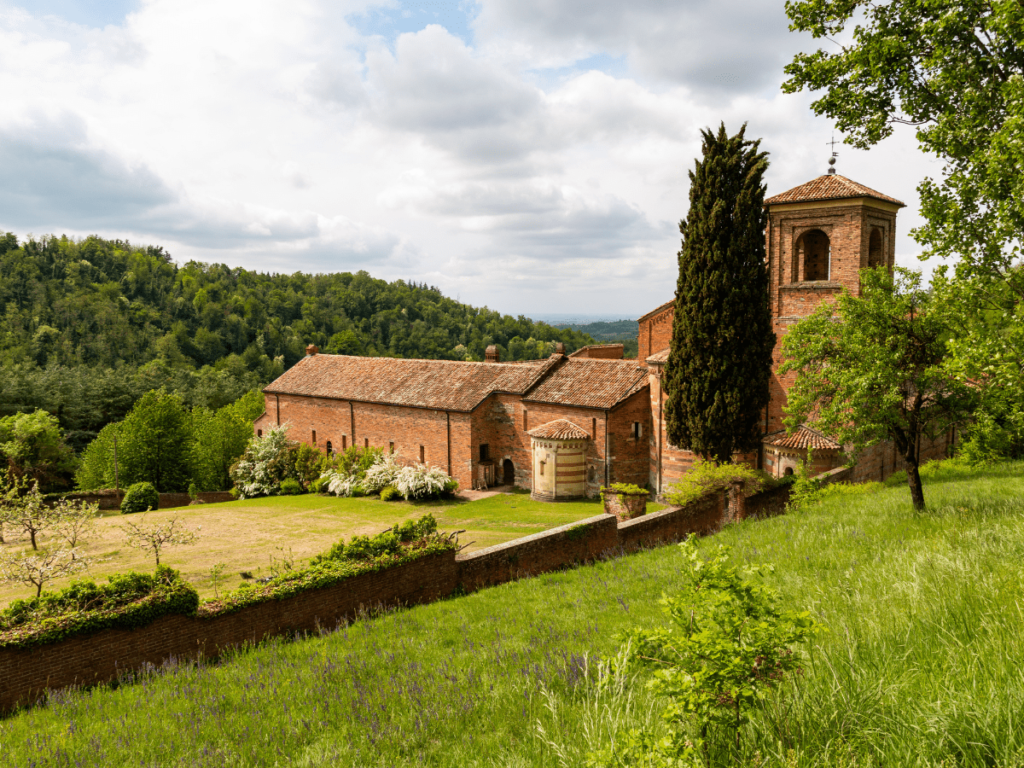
[0,492,659,606]
[2,461,1022,767]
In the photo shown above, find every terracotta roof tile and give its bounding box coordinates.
[646,347,670,365]
[763,425,841,450]
[638,299,674,323]
[524,358,648,410]
[527,419,592,440]
[264,354,558,412]
[765,174,904,207]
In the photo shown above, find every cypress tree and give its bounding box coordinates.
[664,123,775,464]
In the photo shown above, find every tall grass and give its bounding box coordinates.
[1,460,1022,767]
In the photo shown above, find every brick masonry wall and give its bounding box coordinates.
[456,514,619,592]
[50,491,235,511]
[638,304,673,363]
[0,550,458,713]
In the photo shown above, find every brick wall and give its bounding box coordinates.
[0,550,458,714]
[50,491,235,512]
[638,303,673,363]
[0,482,750,714]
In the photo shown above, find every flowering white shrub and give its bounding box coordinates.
[324,471,360,497]
[361,455,401,494]
[323,453,456,500]
[230,425,295,499]
[395,464,452,500]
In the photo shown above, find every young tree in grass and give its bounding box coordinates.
[664,124,775,463]
[0,547,90,598]
[120,515,199,566]
[0,474,51,550]
[780,268,976,510]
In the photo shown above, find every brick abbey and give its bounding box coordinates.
[256,171,953,498]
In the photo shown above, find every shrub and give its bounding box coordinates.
[320,446,387,497]
[665,459,767,507]
[121,482,159,514]
[394,463,452,500]
[310,514,440,566]
[0,566,198,649]
[230,425,297,498]
[309,476,330,495]
[293,443,324,488]
[443,478,459,497]
[362,455,401,494]
[380,485,401,502]
[279,478,303,496]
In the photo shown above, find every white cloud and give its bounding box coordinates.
[0,0,934,317]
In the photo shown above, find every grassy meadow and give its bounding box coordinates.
[0,492,649,606]
[2,460,1023,766]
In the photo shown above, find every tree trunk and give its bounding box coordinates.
[905,459,926,510]
[30,529,38,550]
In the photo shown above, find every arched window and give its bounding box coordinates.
[326,440,333,455]
[797,229,831,281]
[257,429,262,438]
[868,228,884,268]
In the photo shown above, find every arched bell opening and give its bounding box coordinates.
[868,227,884,268]
[797,229,831,281]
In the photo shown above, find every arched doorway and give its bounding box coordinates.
[868,228,884,267]
[502,459,515,487]
[797,229,831,281]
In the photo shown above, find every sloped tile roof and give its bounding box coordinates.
[524,358,649,410]
[264,354,558,412]
[765,174,904,207]
[638,299,674,323]
[763,425,841,450]
[527,419,592,440]
[646,347,670,365]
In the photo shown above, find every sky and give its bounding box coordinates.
[0,0,940,319]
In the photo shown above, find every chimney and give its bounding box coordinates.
[306,344,319,356]
[554,342,566,355]
[485,344,500,363]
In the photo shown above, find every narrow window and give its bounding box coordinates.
[592,418,597,437]
[342,435,347,450]
[419,445,425,463]
[312,429,317,444]
[364,438,369,448]
[257,429,262,438]
[632,422,642,440]
[523,409,528,430]
[480,444,490,461]
[539,460,545,476]
[389,441,395,454]
[326,440,333,455]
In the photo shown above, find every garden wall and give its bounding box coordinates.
[52,491,235,511]
[1,482,789,714]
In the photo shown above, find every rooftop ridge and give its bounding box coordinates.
[765,174,904,208]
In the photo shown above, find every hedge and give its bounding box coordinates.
[0,567,199,650]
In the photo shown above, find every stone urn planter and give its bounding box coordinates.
[602,484,649,521]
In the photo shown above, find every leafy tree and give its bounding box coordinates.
[780,268,976,510]
[117,391,194,492]
[0,474,53,550]
[75,422,122,491]
[664,124,776,463]
[0,410,76,491]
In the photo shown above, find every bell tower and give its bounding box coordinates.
[763,164,905,433]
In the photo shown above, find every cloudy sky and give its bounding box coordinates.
[0,0,938,318]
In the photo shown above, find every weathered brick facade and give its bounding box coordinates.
[256,354,650,497]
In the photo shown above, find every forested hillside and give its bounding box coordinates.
[0,233,594,448]
[554,319,639,358]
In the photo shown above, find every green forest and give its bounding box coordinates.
[554,319,639,358]
[0,233,596,451]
